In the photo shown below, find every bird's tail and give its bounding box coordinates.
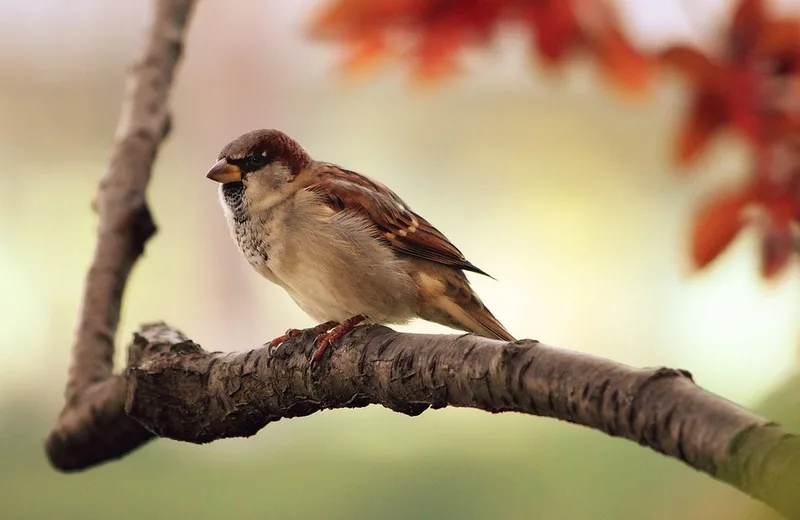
[449,293,516,342]
[418,269,515,342]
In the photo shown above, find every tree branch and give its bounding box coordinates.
[45,0,197,470]
[59,320,800,519]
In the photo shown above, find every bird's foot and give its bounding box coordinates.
[310,315,366,365]
[268,321,338,357]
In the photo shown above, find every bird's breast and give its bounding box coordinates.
[219,189,419,324]
[234,220,271,270]
[219,184,274,275]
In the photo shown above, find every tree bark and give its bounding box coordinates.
[55,319,800,519]
[44,0,800,519]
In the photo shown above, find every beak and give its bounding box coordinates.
[206,159,242,184]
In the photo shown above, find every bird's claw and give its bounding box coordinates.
[310,335,334,368]
[266,317,365,365]
[267,328,304,357]
[267,322,339,359]
[309,315,366,367]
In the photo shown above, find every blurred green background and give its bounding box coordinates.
[2,1,800,518]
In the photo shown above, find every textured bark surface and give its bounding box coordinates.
[118,322,798,519]
[45,0,196,471]
[43,0,800,518]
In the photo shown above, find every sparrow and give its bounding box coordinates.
[206,129,515,363]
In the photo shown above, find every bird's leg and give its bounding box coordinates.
[311,315,367,363]
[268,321,338,355]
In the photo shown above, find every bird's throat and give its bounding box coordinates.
[221,181,247,223]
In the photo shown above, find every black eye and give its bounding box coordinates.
[247,153,268,169]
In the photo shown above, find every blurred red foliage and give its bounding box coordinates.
[310,0,652,90]
[311,0,800,278]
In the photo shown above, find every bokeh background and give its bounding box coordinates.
[2,0,800,518]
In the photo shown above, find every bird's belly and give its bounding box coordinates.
[284,280,358,324]
[269,227,419,325]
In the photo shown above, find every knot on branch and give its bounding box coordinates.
[127,322,194,369]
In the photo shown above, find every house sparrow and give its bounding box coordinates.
[207,129,515,362]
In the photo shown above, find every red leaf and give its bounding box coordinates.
[593,26,652,94]
[521,1,580,63]
[756,20,800,56]
[452,0,503,43]
[309,0,368,39]
[765,193,798,225]
[659,46,717,86]
[760,219,794,278]
[341,35,389,76]
[413,22,464,82]
[753,190,798,277]
[691,190,750,269]
[675,89,727,165]
[730,0,766,58]
[726,68,762,144]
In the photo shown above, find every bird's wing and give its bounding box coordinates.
[304,164,491,277]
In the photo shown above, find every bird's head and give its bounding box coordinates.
[207,129,312,210]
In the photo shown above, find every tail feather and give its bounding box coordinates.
[444,295,516,342]
[420,289,516,342]
[467,302,516,342]
[412,260,515,342]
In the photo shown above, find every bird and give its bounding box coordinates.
[206,129,515,363]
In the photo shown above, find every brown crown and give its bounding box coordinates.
[218,129,312,176]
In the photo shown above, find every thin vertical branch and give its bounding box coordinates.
[46,0,197,470]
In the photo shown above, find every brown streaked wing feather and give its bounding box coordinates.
[305,165,491,277]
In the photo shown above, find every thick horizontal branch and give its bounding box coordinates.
[60,320,796,519]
